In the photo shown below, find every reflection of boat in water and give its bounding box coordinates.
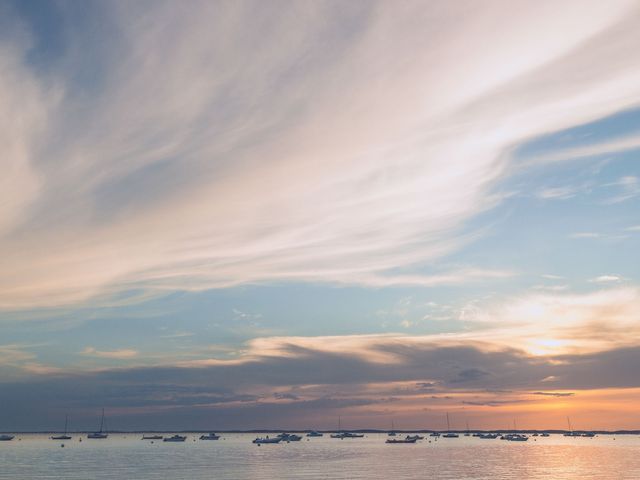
[386,436,417,444]
[141,435,163,440]
[306,431,323,437]
[0,435,14,441]
[163,435,187,442]
[51,415,72,440]
[253,436,282,444]
[87,409,108,439]
[199,433,220,440]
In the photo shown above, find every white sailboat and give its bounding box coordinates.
[442,412,459,438]
[51,414,72,440]
[87,409,108,439]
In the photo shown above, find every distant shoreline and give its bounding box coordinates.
[3,429,640,435]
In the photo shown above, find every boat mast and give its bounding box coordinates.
[99,408,105,433]
[446,412,451,432]
[64,414,68,435]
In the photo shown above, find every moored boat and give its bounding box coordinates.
[163,435,187,442]
[141,435,163,440]
[253,436,282,444]
[0,434,14,441]
[51,414,72,440]
[87,409,108,439]
[199,433,220,440]
[306,431,323,437]
[386,436,417,444]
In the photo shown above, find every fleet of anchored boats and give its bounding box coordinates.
[1,412,600,444]
[0,430,603,444]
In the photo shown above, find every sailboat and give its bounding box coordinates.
[87,409,108,439]
[330,416,363,439]
[564,416,579,437]
[388,420,397,436]
[442,412,459,438]
[51,414,72,440]
[464,420,471,436]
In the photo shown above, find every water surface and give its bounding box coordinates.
[1,433,638,479]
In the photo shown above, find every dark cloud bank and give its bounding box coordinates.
[2,343,639,430]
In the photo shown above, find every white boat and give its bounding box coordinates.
[330,432,364,439]
[163,435,187,442]
[87,409,108,439]
[199,433,220,440]
[51,414,72,440]
[253,436,282,444]
[386,436,417,444]
[330,417,363,439]
[0,434,14,441]
[388,420,397,436]
[500,433,528,441]
[442,413,459,438]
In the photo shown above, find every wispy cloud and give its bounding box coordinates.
[81,347,139,359]
[589,275,622,283]
[1,1,640,309]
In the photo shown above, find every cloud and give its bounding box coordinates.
[1,1,640,309]
[570,232,602,239]
[536,185,580,200]
[3,334,640,429]
[526,133,640,166]
[532,391,575,397]
[81,347,139,359]
[589,275,622,283]
[602,175,640,204]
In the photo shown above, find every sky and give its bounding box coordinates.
[1,0,640,432]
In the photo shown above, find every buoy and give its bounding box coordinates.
[61,444,65,448]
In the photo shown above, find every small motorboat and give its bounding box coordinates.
[386,436,418,444]
[253,436,282,444]
[478,433,499,439]
[277,433,302,442]
[0,435,14,441]
[163,435,187,442]
[501,433,528,442]
[141,435,163,440]
[442,433,459,438]
[406,435,424,441]
[429,432,441,437]
[330,432,364,439]
[199,433,220,440]
[306,431,323,437]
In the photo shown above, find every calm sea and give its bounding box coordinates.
[1,433,639,479]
